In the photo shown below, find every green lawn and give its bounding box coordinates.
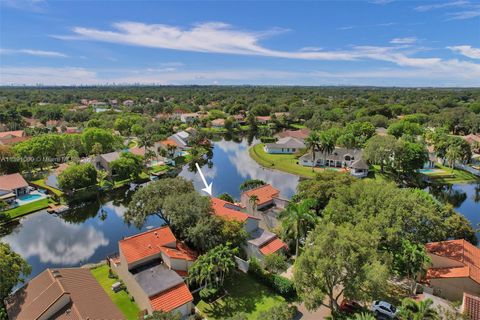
[90,264,140,320]
[3,198,55,220]
[31,178,64,197]
[196,272,285,320]
[149,164,169,173]
[423,164,479,184]
[249,143,335,178]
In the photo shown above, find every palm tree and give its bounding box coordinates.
[319,131,336,168]
[279,199,317,257]
[249,195,259,213]
[305,131,321,171]
[398,298,439,320]
[446,145,461,173]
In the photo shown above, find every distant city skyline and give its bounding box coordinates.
[0,0,479,87]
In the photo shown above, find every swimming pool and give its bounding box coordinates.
[18,193,42,201]
[419,169,435,173]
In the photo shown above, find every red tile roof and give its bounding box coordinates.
[161,139,180,148]
[0,130,24,138]
[277,128,310,140]
[0,136,29,145]
[119,226,177,264]
[242,184,280,206]
[149,283,193,312]
[128,147,146,156]
[0,173,29,191]
[259,237,288,255]
[160,242,196,261]
[425,239,480,285]
[211,197,259,222]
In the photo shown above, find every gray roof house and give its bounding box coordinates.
[299,147,369,178]
[264,137,306,154]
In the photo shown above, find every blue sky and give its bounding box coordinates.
[0,0,479,86]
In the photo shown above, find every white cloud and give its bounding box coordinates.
[1,0,48,12]
[0,48,67,57]
[390,37,417,45]
[446,10,480,19]
[414,0,469,12]
[54,21,467,70]
[448,45,480,59]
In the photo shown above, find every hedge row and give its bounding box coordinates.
[248,259,296,299]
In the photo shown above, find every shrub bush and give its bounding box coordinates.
[248,258,296,299]
[199,287,219,302]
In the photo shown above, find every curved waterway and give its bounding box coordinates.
[1,138,478,283]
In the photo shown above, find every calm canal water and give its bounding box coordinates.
[1,138,478,283]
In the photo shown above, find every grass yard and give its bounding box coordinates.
[149,164,169,173]
[196,271,285,320]
[423,165,479,184]
[31,178,64,197]
[3,198,56,220]
[90,264,140,320]
[249,143,334,178]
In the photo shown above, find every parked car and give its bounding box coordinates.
[371,300,397,318]
[340,299,363,314]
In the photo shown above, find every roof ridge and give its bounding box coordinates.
[120,225,170,242]
[244,183,272,193]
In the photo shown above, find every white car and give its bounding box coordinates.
[371,300,397,319]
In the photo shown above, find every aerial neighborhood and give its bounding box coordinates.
[0,86,479,320]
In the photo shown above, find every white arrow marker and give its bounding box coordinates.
[195,163,213,196]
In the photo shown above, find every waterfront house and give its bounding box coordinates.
[211,197,288,261]
[0,173,29,203]
[264,137,306,154]
[110,226,196,317]
[5,268,125,320]
[240,184,289,229]
[299,147,369,178]
[94,151,121,175]
[423,239,480,301]
[276,128,310,140]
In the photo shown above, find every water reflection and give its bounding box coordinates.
[180,138,300,199]
[2,212,109,265]
[428,183,468,208]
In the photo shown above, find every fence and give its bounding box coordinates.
[235,256,249,273]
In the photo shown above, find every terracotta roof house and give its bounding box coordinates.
[424,239,480,301]
[241,184,280,210]
[264,137,306,154]
[111,226,196,317]
[256,116,271,124]
[462,134,480,145]
[461,293,480,320]
[5,268,125,320]
[276,128,310,140]
[0,136,30,146]
[0,173,29,202]
[0,130,25,139]
[212,197,287,261]
[211,118,225,128]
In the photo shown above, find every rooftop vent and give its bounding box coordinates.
[51,270,62,278]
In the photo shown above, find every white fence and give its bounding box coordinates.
[235,256,249,273]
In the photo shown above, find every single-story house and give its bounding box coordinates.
[264,137,306,154]
[299,147,368,178]
[155,138,186,158]
[0,173,29,203]
[211,118,225,128]
[211,197,287,261]
[123,99,134,106]
[256,116,271,124]
[112,226,196,317]
[0,130,25,139]
[424,239,480,301]
[233,114,245,124]
[180,113,200,124]
[95,148,145,175]
[5,268,125,320]
[276,128,310,140]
